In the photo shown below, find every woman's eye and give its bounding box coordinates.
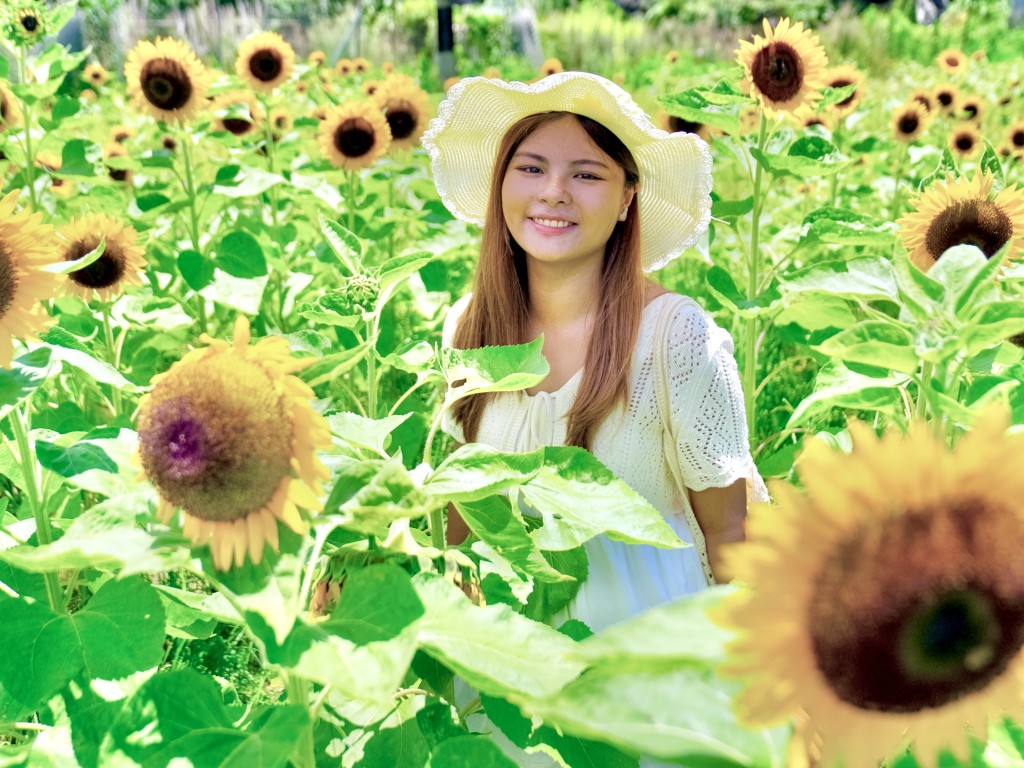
[518,165,542,174]
[576,172,600,180]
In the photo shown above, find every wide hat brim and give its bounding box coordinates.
[421,71,713,272]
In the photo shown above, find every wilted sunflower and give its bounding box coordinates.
[210,90,264,137]
[656,110,714,142]
[715,413,1024,768]
[948,122,982,159]
[736,17,829,120]
[335,58,354,77]
[124,37,210,123]
[236,31,295,93]
[1005,121,1024,152]
[372,76,430,152]
[353,57,371,74]
[958,94,984,123]
[897,171,1024,270]
[936,47,967,74]
[104,142,132,184]
[319,100,391,170]
[909,87,934,115]
[307,49,326,67]
[823,64,864,117]
[83,63,109,86]
[5,2,46,45]
[137,316,331,570]
[934,83,959,115]
[0,191,58,367]
[540,58,564,76]
[892,102,928,143]
[0,84,23,133]
[58,214,145,301]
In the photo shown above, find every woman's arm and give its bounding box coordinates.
[688,479,747,583]
[446,502,470,545]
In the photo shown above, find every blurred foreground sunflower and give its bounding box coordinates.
[892,102,928,143]
[138,316,331,570]
[897,171,1024,270]
[58,215,145,302]
[936,47,967,74]
[0,191,58,367]
[335,58,354,77]
[319,100,391,170]
[948,122,982,159]
[714,413,1024,767]
[353,57,371,74]
[124,37,210,123]
[372,76,430,152]
[736,17,829,120]
[0,84,23,132]
[236,31,295,93]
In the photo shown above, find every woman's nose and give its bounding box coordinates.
[538,174,570,205]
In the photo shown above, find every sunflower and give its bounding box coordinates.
[482,66,502,80]
[0,191,59,367]
[372,76,430,152]
[137,316,331,570]
[295,79,309,95]
[948,122,982,159]
[269,106,292,134]
[656,110,714,142]
[936,47,967,74]
[1005,121,1024,152]
[104,142,132,184]
[892,102,929,143]
[50,177,75,198]
[210,90,264,137]
[0,84,23,133]
[971,49,986,62]
[958,94,984,123]
[5,2,46,45]
[897,171,1024,270]
[34,151,61,172]
[540,57,564,77]
[124,37,210,123]
[83,63,109,86]
[715,413,1024,768]
[798,111,833,131]
[666,50,679,64]
[823,64,864,117]
[307,49,326,67]
[361,80,380,97]
[161,134,178,152]
[335,58,354,77]
[235,31,295,93]
[319,100,391,170]
[442,76,460,92]
[58,215,146,302]
[736,17,829,120]
[110,124,136,144]
[909,87,935,115]
[934,83,959,115]
[353,57,371,74]
[381,61,395,74]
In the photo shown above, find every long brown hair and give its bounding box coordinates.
[450,111,643,450]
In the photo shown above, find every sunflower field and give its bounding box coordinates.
[2,0,1024,765]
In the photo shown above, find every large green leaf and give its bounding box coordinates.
[813,321,920,374]
[426,443,544,502]
[963,302,1024,354]
[328,412,411,456]
[787,361,907,428]
[430,736,519,767]
[522,447,685,551]
[360,718,430,767]
[0,579,165,709]
[441,337,549,406]
[329,458,434,532]
[216,230,268,278]
[780,256,898,303]
[706,266,783,318]
[658,87,742,135]
[323,565,425,645]
[378,251,433,291]
[320,211,364,273]
[799,216,897,249]
[413,572,585,699]
[35,438,117,478]
[750,140,850,178]
[0,347,51,420]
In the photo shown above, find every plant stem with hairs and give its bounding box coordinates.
[743,112,769,441]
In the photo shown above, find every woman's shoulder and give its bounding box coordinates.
[651,291,732,357]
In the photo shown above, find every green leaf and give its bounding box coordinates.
[523,447,686,551]
[750,142,850,178]
[136,193,171,212]
[781,256,898,303]
[43,343,137,391]
[892,249,945,320]
[378,251,433,291]
[658,88,741,135]
[979,140,1005,192]
[414,572,586,699]
[710,195,753,222]
[814,321,920,374]
[416,703,466,751]
[301,342,370,388]
[212,165,286,198]
[817,82,858,109]
[216,231,267,278]
[361,718,430,767]
[963,302,1024,353]
[322,565,425,645]
[59,139,99,176]
[787,361,907,428]
[329,457,434,532]
[36,439,117,478]
[0,347,51,420]
[0,579,165,709]
[328,412,411,456]
[775,292,858,331]
[919,148,958,191]
[320,211,364,273]
[63,672,126,768]
[0,561,48,603]
[39,96,80,130]
[441,336,550,406]
[426,444,544,502]
[706,265,782,318]
[430,736,518,768]
[799,216,897,249]
[178,249,215,291]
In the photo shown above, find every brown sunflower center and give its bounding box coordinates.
[0,245,18,318]
[898,113,920,135]
[1012,130,1024,148]
[937,90,954,107]
[808,500,1024,712]
[924,199,1013,260]
[954,133,976,152]
[274,115,288,129]
[334,117,375,157]
[248,49,283,82]
[140,58,193,111]
[90,71,102,82]
[20,14,39,32]
[830,78,855,107]
[138,357,294,523]
[963,103,978,118]
[162,136,177,151]
[65,237,126,289]
[221,116,253,136]
[750,41,804,104]
[109,165,129,183]
[945,55,960,67]
[385,104,417,141]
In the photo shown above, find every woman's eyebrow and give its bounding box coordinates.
[512,151,611,169]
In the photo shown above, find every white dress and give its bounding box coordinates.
[441,292,769,633]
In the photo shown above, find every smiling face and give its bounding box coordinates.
[500,115,635,271]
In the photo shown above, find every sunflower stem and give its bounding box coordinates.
[366,316,378,419]
[916,360,933,423]
[101,305,122,417]
[890,143,908,220]
[347,170,358,233]
[743,112,769,441]
[9,406,62,613]
[17,46,38,213]
[261,97,282,231]
[429,504,445,550]
[284,673,316,768]
[180,129,208,336]
[387,170,396,263]
[829,123,843,207]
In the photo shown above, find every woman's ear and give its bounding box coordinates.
[622,185,637,211]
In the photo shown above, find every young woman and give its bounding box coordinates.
[422,72,768,635]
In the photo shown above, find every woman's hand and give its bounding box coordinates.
[688,479,747,582]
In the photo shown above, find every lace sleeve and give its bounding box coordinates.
[440,293,472,444]
[664,302,761,494]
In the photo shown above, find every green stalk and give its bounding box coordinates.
[366,315,378,419]
[18,47,38,213]
[285,673,316,768]
[429,505,445,550]
[101,305,122,417]
[829,122,843,207]
[890,142,908,221]
[180,129,208,335]
[347,170,358,233]
[261,98,281,230]
[743,113,769,440]
[915,360,933,422]
[387,171,395,263]
[9,407,62,612]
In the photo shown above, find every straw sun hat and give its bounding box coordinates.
[421,71,712,272]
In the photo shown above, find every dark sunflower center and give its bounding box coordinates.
[963,103,978,118]
[162,136,177,151]
[924,199,1012,260]
[938,91,954,107]
[668,116,703,134]
[898,114,920,135]
[955,133,976,152]
[830,78,855,107]
[222,117,253,136]
[808,501,1024,713]
[912,95,932,111]
[1012,130,1024,148]
[386,105,416,140]
[945,55,960,67]
[20,14,39,32]
[90,71,102,82]
[274,115,287,129]
[162,418,208,480]
[1,96,8,122]
[334,118,374,157]
[0,245,17,318]
[65,238,126,289]
[750,41,804,104]
[249,49,283,82]
[140,58,193,111]
[109,166,129,183]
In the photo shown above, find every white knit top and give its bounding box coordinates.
[442,292,769,633]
